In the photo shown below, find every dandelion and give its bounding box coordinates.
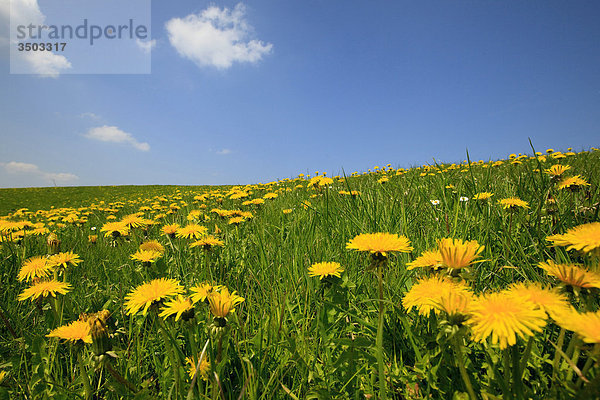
[438,238,484,270]
[545,164,571,177]
[402,276,472,315]
[124,278,184,316]
[499,197,529,210]
[346,232,413,257]
[190,283,221,304]
[538,260,600,290]
[308,262,344,280]
[505,282,569,318]
[546,222,600,255]
[207,288,245,319]
[130,249,162,263]
[190,235,224,250]
[48,251,82,269]
[282,209,293,214]
[18,279,72,301]
[468,292,547,349]
[159,296,194,321]
[18,256,54,282]
[555,310,600,344]
[557,175,590,191]
[228,216,245,225]
[406,250,443,270]
[176,223,208,240]
[186,356,210,381]
[161,223,179,238]
[47,320,92,344]
[139,240,165,254]
[473,192,493,201]
[100,221,130,238]
[120,213,147,229]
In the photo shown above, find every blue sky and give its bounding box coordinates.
[1,0,599,188]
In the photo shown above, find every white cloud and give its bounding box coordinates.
[165,3,272,69]
[84,125,150,152]
[80,112,102,121]
[1,161,78,185]
[136,38,156,54]
[216,148,232,155]
[1,0,71,77]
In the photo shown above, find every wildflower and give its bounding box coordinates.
[207,288,245,319]
[556,310,600,344]
[468,292,547,349]
[120,213,147,229]
[48,252,82,269]
[18,256,54,282]
[47,320,92,344]
[308,262,344,280]
[124,278,184,316]
[473,192,493,201]
[100,221,130,238]
[438,238,484,270]
[176,223,208,240]
[406,250,443,270]
[161,223,180,238]
[546,222,600,255]
[402,276,472,315]
[346,233,413,257]
[159,296,194,321]
[18,279,72,301]
[282,209,293,214]
[88,235,97,244]
[263,193,278,200]
[228,216,245,225]
[459,196,469,202]
[186,356,210,381]
[139,240,165,254]
[190,235,224,250]
[190,283,221,304]
[499,197,529,210]
[556,175,590,191]
[545,164,571,177]
[430,200,440,206]
[505,282,569,318]
[377,177,389,184]
[538,260,600,290]
[130,250,162,263]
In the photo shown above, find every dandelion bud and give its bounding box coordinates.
[46,233,61,254]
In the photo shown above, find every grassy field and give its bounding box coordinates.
[1,147,599,399]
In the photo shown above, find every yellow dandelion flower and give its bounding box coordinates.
[545,164,571,177]
[100,221,130,238]
[436,290,473,318]
[406,250,443,270]
[161,223,180,237]
[538,260,600,289]
[130,249,162,263]
[18,279,72,301]
[47,320,92,344]
[190,235,224,250]
[473,192,493,201]
[282,209,293,214]
[120,213,147,228]
[48,251,82,269]
[263,192,278,200]
[555,310,600,344]
[547,222,600,255]
[186,356,210,381]
[402,276,472,316]
[228,216,245,225]
[438,238,484,269]
[190,283,221,304]
[139,240,165,254]
[468,292,547,349]
[557,175,590,191]
[124,278,184,316]
[504,282,569,318]
[308,262,344,280]
[499,197,529,210]
[207,288,245,319]
[159,296,194,321]
[18,256,54,282]
[346,233,413,256]
[176,223,208,240]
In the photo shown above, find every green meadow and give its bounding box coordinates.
[1,147,599,399]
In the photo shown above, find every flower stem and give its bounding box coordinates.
[375,264,387,400]
[76,349,93,400]
[511,344,524,399]
[452,336,477,400]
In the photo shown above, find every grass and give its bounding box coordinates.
[0,147,599,399]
